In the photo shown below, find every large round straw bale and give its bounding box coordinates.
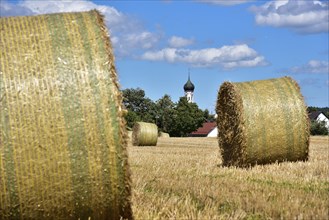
[132,122,158,146]
[216,77,309,167]
[159,132,170,138]
[0,11,133,219]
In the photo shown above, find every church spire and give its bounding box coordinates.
[188,68,190,81]
[183,69,195,103]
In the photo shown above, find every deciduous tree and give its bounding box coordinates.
[155,94,175,133]
[167,97,205,137]
[122,88,156,128]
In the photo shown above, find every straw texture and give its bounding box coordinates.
[216,77,309,167]
[0,11,133,219]
[159,132,170,138]
[132,122,158,146]
[127,131,133,139]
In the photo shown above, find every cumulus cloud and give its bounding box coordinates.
[141,44,267,69]
[1,0,124,26]
[0,1,33,16]
[113,31,162,56]
[0,0,161,57]
[197,0,254,6]
[250,0,329,34]
[289,60,329,74]
[168,36,194,48]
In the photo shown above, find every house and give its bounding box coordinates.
[207,126,218,137]
[190,122,217,137]
[309,111,329,130]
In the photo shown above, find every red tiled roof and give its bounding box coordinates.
[191,122,216,135]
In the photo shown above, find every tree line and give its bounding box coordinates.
[122,88,215,137]
[122,88,328,136]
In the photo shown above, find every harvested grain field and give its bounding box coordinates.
[128,136,328,219]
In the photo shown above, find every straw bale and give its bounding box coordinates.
[216,77,309,167]
[159,132,170,138]
[127,131,133,139]
[0,11,133,219]
[132,122,158,146]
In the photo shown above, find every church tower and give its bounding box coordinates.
[183,72,195,103]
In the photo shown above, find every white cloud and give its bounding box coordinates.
[19,0,103,14]
[250,0,329,34]
[168,36,194,48]
[18,0,129,32]
[197,0,254,6]
[141,44,267,69]
[0,0,161,57]
[289,60,329,74]
[0,0,33,16]
[114,31,161,56]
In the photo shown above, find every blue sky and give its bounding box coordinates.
[1,0,328,112]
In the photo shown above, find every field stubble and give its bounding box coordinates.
[128,136,328,219]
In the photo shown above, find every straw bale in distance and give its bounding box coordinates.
[216,77,309,167]
[159,131,170,138]
[133,122,158,146]
[0,11,133,219]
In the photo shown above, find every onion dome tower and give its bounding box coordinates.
[183,71,195,103]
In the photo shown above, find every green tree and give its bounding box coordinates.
[307,106,319,113]
[168,97,205,137]
[203,109,215,122]
[122,88,156,127]
[155,94,175,133]
[122,88,206,136]
[310,120,328,135]
[124,111,140,128]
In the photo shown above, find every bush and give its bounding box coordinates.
[310,120,328,135]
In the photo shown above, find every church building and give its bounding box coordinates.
[183,73,195,103]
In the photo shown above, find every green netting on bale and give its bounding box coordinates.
[216,77,309,167]
[0,10,133,219]
[132,122,158,146]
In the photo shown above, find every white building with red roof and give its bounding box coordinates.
[190,122,217,137]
